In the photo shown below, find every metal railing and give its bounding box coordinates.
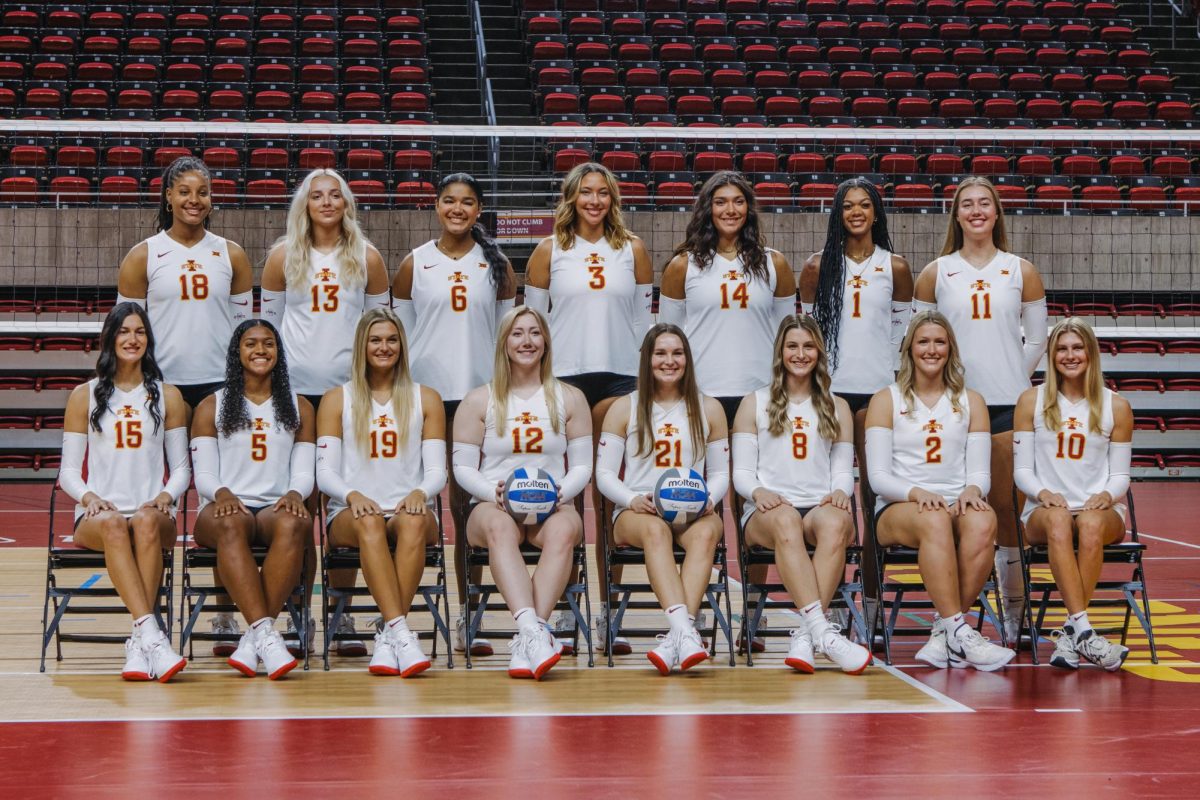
[468,0,500,185]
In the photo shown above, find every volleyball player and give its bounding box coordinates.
[59,304,191,681]
[316,309,446,677]
[393,173,517,658]
[190,320,314,679]
[1013,319,1132,671]
[524,162,654,655]
[595,324,730,675]
[260,168,391,657]
[865,311,1014,671]
[914,176,1048,641]
[731,316,872,674]
[116,156,254,655]
[452,307,592,680]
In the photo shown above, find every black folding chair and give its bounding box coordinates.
[40,482,175,671]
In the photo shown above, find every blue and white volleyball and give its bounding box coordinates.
[503,468,558,525]
[654,468,709,527]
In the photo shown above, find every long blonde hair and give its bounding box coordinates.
[766,315,840,442]
[896,311,968,418]
[348,309,414,453]
[490,307,563,435]
[553,162,632,251]
[634,324,706,461]
[1042,317,1106,433]
[940,176,1010,256]
[276,168,371,290]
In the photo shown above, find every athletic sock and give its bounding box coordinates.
[250,617,274,633]
[513,607,541,635]
[133,613,159,637]
[939,612,967,642]
[386,616,410,636]
[666,604,691,635]
[995,547,1024,608]
[799,600,830,638]
[1068,611,1093,640]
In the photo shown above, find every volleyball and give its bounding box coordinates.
[654,468,709,527]
[503,468,558,525]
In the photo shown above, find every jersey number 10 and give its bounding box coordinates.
[1056,431,1085,460]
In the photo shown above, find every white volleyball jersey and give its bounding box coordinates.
[683,251,779,397]
[407,240,500,402]
[280,247,368,395]
[78,379,167,518]
[619,391,707,496]
[201,389,298,508]
[878,383,971,512]
[1026,385,1120,513]
[144,229,236,384]
[830,247,896,395]
[327,383,425,518]
[934,250,1028,405]
[548,236,639,377]
[749,388,834,508]
[479,384,568,485]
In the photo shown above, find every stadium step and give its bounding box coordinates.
[480,0,537,124]
[424,0,485,123]
[1125,0,1200,94]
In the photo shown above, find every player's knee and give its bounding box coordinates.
[356,515,388,545]
[1076,516,1107,548]
[97,513,130,546]
[393,515,427,548]
[540,523,576,554]
[773,521,804,551]
[687,521,723,552]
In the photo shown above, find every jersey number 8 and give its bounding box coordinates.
[791,431,807,460]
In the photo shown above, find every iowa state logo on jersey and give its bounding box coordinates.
[315,267,337,282]
[372,413,394,429]
[585,252,605,266]
[847,275,868,289]
[1064,416,1083,431]
[922,419,944,434]
[657,422,679,438]
[448,271,469,283]
[723,270,741,282]
[514,411,539,425]
[252,417,271,431]
[792,416,810,431]
[970,279,991,292]
[182,259,203,273]
[116,404,139,419]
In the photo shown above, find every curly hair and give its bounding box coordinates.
[91,303,164,434]
[673,171,770,284]
[217,319,299,438]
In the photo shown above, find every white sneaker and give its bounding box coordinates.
[948,626,1016,672]
[525,625,562,680]
[785,629,815,673]
[454,610,494,656]
[369,631,401,676]
[284,615,315,658]
[507,632,533,679]
[210,613,240,657]
[1050,628,1080,670]
[816,626,872,675]
[1075,629,1128,672]
[647,631,680,675]
[122,634,152,681]
[677,627,708,671]
[227,630,259,677]
[332,614,367,657]
[594,604,632,655]
[257,628,298,680]
[915,626,950,669]
[549,610,576,655]
[391,628,432,678]
[142,627,187,683]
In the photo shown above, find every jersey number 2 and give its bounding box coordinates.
[925,435,942,463]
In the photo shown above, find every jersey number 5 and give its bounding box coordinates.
[178,273,209,301]
[512,427,544,454]
[1056,432,1085,460]
[311,284,339,312]
[114,420,142,449]
[250,432,267,462]
[925,435,942,463]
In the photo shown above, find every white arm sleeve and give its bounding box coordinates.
[658,294,685,327]
[704,439,730,506]
[965,431,992,497]
[452,442,498,504]
[523,284,550,315]
[731,432,763,502]
[230,290,253,324]
[830,441,855,497]
[115,293,146,309]
[865,426,914,503]
[1012,431,1043,500]
[394,298,416,336]
[494,297,515,333]
[1021,297,1049,376]
[315,436,353,505]
[59,431,90,503]
[259,288,285,326]
[418,439,447,499]
[162,426,192,502]
[773,294,796,324]
[365,290,391,310]
[190,436,221,502]
[912,298,937,314]
[801,301,814,316]
[635,283,654,334]
[287,441,315,499]
[1103,442,1132,500]
[595,431,639,508]
[890,301,911,349]
[559,435,593,502]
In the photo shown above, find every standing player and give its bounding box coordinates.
[914,176,1048,640]
[190,320,314,679]
[524,162,654,654]
[116,156,254,656]
[595,324,730,675]
[316,309,447,677]
[731,316,872,674]
[260,168,391,657]
[865,311,1013,671]
[393,173,517,657]
[452,307,592,680]
[58,304,191,681]
[1013,319,1132,671]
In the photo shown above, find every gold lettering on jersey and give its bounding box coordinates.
[847,275,868,289]
[970,279,991,292]
[515,411,539,425]
[315,267,337,282]
[874,265,885,272]
[1064,416,1083,431]
[1000,269,1011,276]
[448,271,469,283]
[252,417,271,431]
[792,416,809,431]
[116,404,139,418]
[372,413,394,429]
[922,419,943,434]
[723,270,740,282]
[585,253,605,266]
[477,261,488,269]
[182,259,203,272]
[657,422,679,438]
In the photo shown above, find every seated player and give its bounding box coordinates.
[865,310,1014,672]
[732,315,872,674]
[1013,318,1132,671]
[595,324,730,675]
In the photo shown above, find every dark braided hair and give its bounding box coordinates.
[157,155,212,231]
[437,172,511,295]
[673,171,770,283]
[811,177,895,371]
[217,319,300,437]
[91,303,164,434]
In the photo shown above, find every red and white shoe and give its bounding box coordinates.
[121,635,152,681]
[369,631,401,676]
[227,630,259,677]
[816,627,872,675]
[142,628,187,683]
[785,629,815,673]
[392,629,432,678]
[676,628,708,672]
[257,628,298,680]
